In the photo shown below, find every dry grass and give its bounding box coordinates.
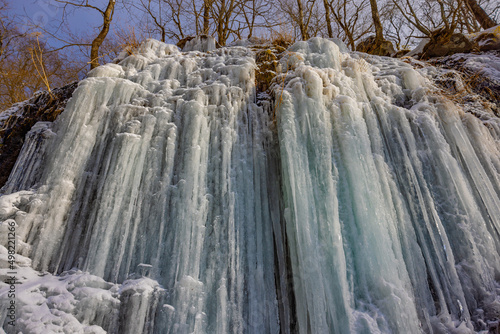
[429,60,499,117]
[270,30,294,49]
[115,27,142,55]
[29,34,53,99]
[249,29,297,123]
[273,72,288,121]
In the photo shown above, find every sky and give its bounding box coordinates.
[8,0,135,47]
[11,0,102,34]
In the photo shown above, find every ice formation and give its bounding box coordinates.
[1,37,500,333]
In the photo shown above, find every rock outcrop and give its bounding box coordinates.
[422,31,477,59]
[0,82,77,188]
[356,35,395,57]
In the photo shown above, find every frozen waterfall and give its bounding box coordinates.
[1,37,500,333]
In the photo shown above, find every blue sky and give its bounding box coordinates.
[9,0,133,47]
[5,0,144,75]
[12,0,101,34]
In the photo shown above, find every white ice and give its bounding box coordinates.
[275,37,500,333]
[1,39,279,333]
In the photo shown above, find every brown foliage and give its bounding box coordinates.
[0,30,80,112]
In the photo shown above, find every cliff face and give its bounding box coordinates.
[0,82,77,188]
[0,37,500,334]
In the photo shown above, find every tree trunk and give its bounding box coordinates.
[347,33,355,51]
[323,0,333,38]
[203,0,212,35]
[465,0,497,29]
[216,0,225,45]
[160,28,166,43]
[90,0,115,70]
[247,0,256,39]
[296,0,309,40]
[369,0,384,43]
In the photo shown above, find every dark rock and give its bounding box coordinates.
[393,49,412,58]
[255,49,279,93]
[356,36,395,57]
[176,36,195,50]
[422,31,477,59]
[0,82,78,189]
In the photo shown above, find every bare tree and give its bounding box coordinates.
[203,0,214,34]
[390,0,495,37]
[326,0,371,50]
[369,0,385,45]
[391,0,446,37]
[133,0,214,43]
[130,0,281,44]
[0,30,79,110]
[211,0,241,45]
[35,0,116,69]
[277,0,325,40]
[322,0,333,38]
[296,0,309,39]
[239,0,277,38]
[0,0,25,61]
[384,5,417,50]
[136,0,168,42]
[464,0,497,29]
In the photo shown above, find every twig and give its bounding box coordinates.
[29,35,54,99]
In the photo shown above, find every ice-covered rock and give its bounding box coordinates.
[274,37,500,333]
[1,38,279,333]
[1,37,500,333]
[178,35,217,52]
[468,25,500,52]
[0,83,77,189]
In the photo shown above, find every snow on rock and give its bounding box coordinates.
[468,25,500,52]
[0,101,29,127]
[414,51,500,118]
[406,25,500,58]
[405,38,430,58]
[0,260,166,334]
[0,191,33,219]
[420,50,500,92]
